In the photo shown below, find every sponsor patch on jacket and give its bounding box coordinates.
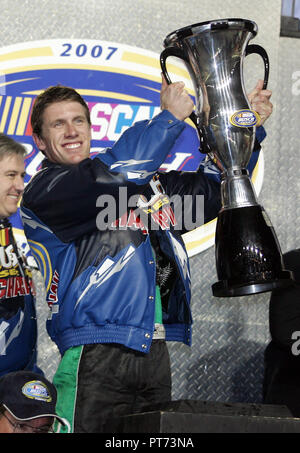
[0,227,32,300]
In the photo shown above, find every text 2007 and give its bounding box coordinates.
[60,43,118,60]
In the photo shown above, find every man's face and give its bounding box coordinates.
[33,101,92,165]
[0,154,25,218]
[0,411,54,433]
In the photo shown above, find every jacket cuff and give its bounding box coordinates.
[157,109,185,127]
[256,126,267,143]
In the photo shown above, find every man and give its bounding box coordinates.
[0,134,39,377]
[21,75,272,432]
[0,370,68,433]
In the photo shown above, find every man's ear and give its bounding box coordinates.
[33,133,46,152]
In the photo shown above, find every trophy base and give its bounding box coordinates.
[212,270,293,297]
[212,205,294,298]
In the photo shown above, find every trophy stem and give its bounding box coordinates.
[220,168,258,210]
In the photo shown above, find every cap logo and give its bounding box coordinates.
[22,380,52,403]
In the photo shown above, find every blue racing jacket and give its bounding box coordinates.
[0,219,39,376]
[20,110,225,355]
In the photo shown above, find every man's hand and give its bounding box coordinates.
[248,79,273,126]
[160,73,194,121]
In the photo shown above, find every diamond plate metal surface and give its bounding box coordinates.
[169,246,271,402]
[1,0,298,405]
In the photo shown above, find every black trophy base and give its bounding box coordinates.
[212,205,294,297]
[212,270,293,297]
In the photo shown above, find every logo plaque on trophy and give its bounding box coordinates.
[160,18,294,297]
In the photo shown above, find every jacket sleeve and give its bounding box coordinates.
[96,109,185,185]
[22,110,186,242]
[157,167,221,235]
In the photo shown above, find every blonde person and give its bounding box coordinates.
[0,134,40,377]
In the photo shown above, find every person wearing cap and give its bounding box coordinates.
[0,134,40,376]
[0,370,69,433]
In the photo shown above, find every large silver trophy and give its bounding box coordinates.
[160,18,293,297]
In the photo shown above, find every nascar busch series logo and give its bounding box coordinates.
[0,39,264,257]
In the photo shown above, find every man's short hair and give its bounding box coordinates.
[0,134,26,161]
[31,85,91,138]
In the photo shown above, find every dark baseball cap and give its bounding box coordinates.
[0,371,67,427]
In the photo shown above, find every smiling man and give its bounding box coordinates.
[0,134,40,378]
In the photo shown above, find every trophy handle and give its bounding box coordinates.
[160,47,198,127]
[245,44,270,89]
